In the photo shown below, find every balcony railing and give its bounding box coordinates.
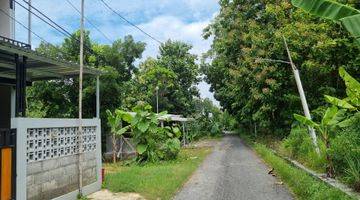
[0,35,31,49]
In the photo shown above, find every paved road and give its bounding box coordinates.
[174,135,293,200]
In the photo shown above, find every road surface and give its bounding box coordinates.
[174,135,293,200]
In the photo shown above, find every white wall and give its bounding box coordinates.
[0,0,15,39]
[11,118,102,200]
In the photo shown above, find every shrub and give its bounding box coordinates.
[343,157,360,192]
[331,115,360,190]
[281,125,327,172]
[108,103,182,163]
[331,127,360,175]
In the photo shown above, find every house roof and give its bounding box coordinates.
[0,36,101,82]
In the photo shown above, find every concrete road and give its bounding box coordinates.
[174,135,294,200]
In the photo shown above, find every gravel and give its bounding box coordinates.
[173,135,294,200]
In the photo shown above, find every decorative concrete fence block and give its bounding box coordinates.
[11,118,102,200]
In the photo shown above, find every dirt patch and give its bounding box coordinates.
[88,189,145,200]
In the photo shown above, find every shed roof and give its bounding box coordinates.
[0,36,101,82]
[127,112,195,122]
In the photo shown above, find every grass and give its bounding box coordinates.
[239,133,355,200]
[103,147,212,200]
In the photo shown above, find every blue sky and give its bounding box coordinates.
[14,0,219,105]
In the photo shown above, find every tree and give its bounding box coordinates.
[27,32,146,151]
[128,40,201,115]
[291,0,360,45]
[202,0,360,137]
[157,40,200,115]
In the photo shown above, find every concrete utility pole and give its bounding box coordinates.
[282,36,320,155]
[254,37,321,155]
[27,0,31,46]
[78,0,85,195]
[156,86,159,114]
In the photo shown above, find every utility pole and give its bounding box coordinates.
[254,37,320,155]
[27,0,31,46]
[78,0,84,196]
[282,36,320,155]
[156,86,159,114]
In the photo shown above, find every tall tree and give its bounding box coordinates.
[27,32,146,122]
[129,40,201,115]
[202,0,360,136]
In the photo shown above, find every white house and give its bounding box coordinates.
[0,1,102,199]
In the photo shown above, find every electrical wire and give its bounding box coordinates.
[21,0,73,37]
[15,0,95,55]
[98,0,162,44]
[0,7,68,58]
[13,0,69,38]
[65,0,113,44]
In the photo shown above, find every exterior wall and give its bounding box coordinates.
[0,0,15,39]
[11,118,102,200]
[27,152,97,200]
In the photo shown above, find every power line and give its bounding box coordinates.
[13,0,69,38]
[98,0,162,44]
[0,8,46,45]
[20,0,73,37]
[0,7,67,57]
[14,0,96,55]
[65,0,113,44]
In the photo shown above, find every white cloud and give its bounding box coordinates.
[12,0,219,105]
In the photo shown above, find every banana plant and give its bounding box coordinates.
[291,0,360,45]
[294,106,351,177]
[106,109,132,163]
[324,67,360,111]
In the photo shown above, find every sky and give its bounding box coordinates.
[14,0,220,106]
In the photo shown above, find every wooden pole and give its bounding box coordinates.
[282,36,320,155]
[78,0,85,195]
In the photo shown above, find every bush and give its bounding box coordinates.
[281,125,326,172]
[331,128,360,175]
[109,103,182,163]
[331,116,360,190]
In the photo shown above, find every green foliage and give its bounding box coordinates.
[344,157,360,192]
[116,103,182,163]
[339,67,360,108]
[106,109,132,136]
[27,32,146,153]
[294,105,349,176]
[330,115,360,191]
[281,125,326,171]
[291,0,360,45]
[187,98,227,142]
[202,0,360,137]
[131,40,200,115]
[253,143,354,200]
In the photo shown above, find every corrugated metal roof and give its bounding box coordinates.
[127,112,194,122]
[0,37,101,81]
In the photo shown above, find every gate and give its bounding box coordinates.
[0,129,16,200]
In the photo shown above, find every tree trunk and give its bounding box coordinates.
[325,139,335,177]
[112,133,117,163]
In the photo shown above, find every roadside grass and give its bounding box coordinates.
[240,133,355,200]
[103,147,212,200]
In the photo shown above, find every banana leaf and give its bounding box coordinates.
[324,95,356,110]
[339,67,360,107]
[294,114,319,128]
[291,0,360,45]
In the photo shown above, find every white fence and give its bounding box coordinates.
[11,118,102,200]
